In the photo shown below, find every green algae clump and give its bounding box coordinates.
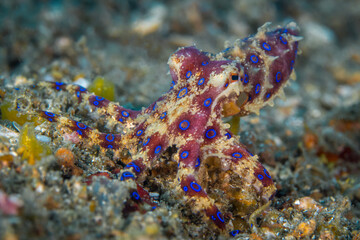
[18,123,51,165]
[88,76,115,101]
[1,101,42,126]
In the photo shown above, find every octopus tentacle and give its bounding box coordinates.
[37,81,140,124]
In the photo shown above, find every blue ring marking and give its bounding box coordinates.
[225,133,231,139]
[152,103,157,111]
[143,137,150,146]
[198,78,205,85]
[76,91,80,98]
[118,118,124,123]
[225,83,229,87]
[243,74,249,83]
[77,130,82,135]
[47,118,53,122]
[195,158,201,167]
[232,152,242,158]
[105,134,114,142]
[264,168,271,178]
[177,87,188,98]
[55,82,65,86]
[202,61,209,66]
[79,87,86,92]
[190,182,201,192]
[154,145,162,154]
[186,71,192,79]
[276,72,282,82]
[44,111,55,117]
[262,42,271,51]
[255,84,261,94]
[183,186,188,192]
[211,216,216,221]
[120,171,135,181]
[290,60,294,70]
[180,151,189,159]
[14,87,20,90]
[76,122,87,129]
[204,98,212,107]
[131,191,140,200]
[250,55,259,63]
[230,230,240,237]
[95,96,104,101]
[160,112,167,119]
[217,211,225,222]
[121,111,130,117]
[93,101,99,106]
[107,145,113,149]
[205,129,217,139]
[266,93,271,98]
[136,129,143,136]
[179,120,190,130]
[126,162,141,172]
[257,174,264,180]
[279,35,287,44]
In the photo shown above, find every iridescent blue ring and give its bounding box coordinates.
[120,171,135,181]
[205,129,217,139]
[160,112,167,119]
[79,87,86,92]
[243,74,249,84]
[217,211,225,223]
[276,72,282,82]
[183,186,188,192]
[257,174,264,180]
[177,87,188,98]
[279,35,287,44]
[76,130,82,135]
[76,122,87,129]
[232,152,242,158]
[93,101,99,106]
[202,61,209,66]
[121,111,129,117]
[105,134,114,142]
[190,182,201,192]
[195,158,201,167]
[198,78,205,85]
[136,129,143,136]
[204,98,212,107]
[44,111,55,117]
[264,168,271,178]
[95,96,104,101]
[131,192,140,200]
[126,162,140,172]
[262,42,271,51]
[107,145,113,149]
[225,133,231,139]
[143,137,150,146]
[230,230,240,237]
[266,93,271,98]
[255,84,261,94]
[76,91,80,98]
[55,82,65,86]
[290,60,294,70]
[186,71,192,79]
[154,145,162,154]
[179,120,190,130]
[180,151,189,159]
[250,55,259,63]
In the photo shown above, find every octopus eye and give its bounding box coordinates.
[231,74,239,81]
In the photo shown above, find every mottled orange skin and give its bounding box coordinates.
[12,22,300,234]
